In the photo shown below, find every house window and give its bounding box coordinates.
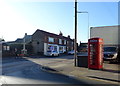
[47,45,57,51]
[67,47,69,51]
[3,46,9,51]
[63,46,66,52]
[54,46,57,51]
[7,46,10,51]
[72,42,74,45]
[67,41,69,44]
[59,46,63,53]
[59,39,62,44]
[64,40,66,45]
[3,46,6,50]
[48,37,54,43]
[48,46,54,51]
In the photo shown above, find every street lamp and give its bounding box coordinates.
[77,11,89,39]
[74,0,89,67]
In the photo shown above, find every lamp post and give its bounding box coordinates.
[74,0,89,66]
[74,0,90,66]
[77,11,89,39]
[74,0,77,66]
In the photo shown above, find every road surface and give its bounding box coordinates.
[1,55,118,85]
[1,56,90,85]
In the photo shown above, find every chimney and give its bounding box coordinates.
[25,33,27,36]
[59,31,63,36]
[68,35,70,38]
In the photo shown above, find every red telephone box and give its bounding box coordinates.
[88,38,103,69]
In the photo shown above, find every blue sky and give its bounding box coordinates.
[0,0,118,43]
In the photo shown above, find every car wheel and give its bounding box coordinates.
[52,54,54,57]
[110,59,117,64]
[114,58,119,63]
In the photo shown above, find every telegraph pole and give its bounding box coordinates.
[74,0,77,66]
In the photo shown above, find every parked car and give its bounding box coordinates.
[68,50,76,55]
[103,47,118,63]
[78,43,88,52]
[117,47,120,63]
[46,51,59,56]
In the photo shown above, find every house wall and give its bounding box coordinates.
[32,30,45,55]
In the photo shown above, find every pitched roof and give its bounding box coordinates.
[33,29,73,41]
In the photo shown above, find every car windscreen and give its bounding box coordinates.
[104,47,117,52]
[53,51,57,53]
[47,51,51,52]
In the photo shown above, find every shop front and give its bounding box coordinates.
[59,46,66,54]
[44,43,59,55]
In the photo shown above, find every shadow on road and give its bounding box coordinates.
[102,68,120,74]
[2,56,91,85]
[2,57,28,64]
[28,54,74,59]
[87,76,120,83]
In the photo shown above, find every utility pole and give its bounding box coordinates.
[74,0,77,66]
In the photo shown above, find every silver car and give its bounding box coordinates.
[68,50,75,55]
[46,51,59,57]
[103,47,118,63]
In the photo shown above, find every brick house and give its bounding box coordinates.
[32,29,74,55]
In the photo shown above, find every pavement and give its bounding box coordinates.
[40,56,120,85]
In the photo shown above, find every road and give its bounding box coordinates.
[1,56,90,85]
[1,55,119,85]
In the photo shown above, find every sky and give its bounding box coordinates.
[0,0,119,43]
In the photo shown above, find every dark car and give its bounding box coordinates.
[103,47,118,63]
[78,43,88,52]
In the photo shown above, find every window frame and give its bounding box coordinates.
[59,39,62,44]
[48,37,54,43]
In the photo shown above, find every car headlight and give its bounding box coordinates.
[109,54,114,57]
[113,53,118,58]
[109,53,117,58]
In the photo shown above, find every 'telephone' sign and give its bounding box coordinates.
[90,40,98,42]
[90,39,103,43]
